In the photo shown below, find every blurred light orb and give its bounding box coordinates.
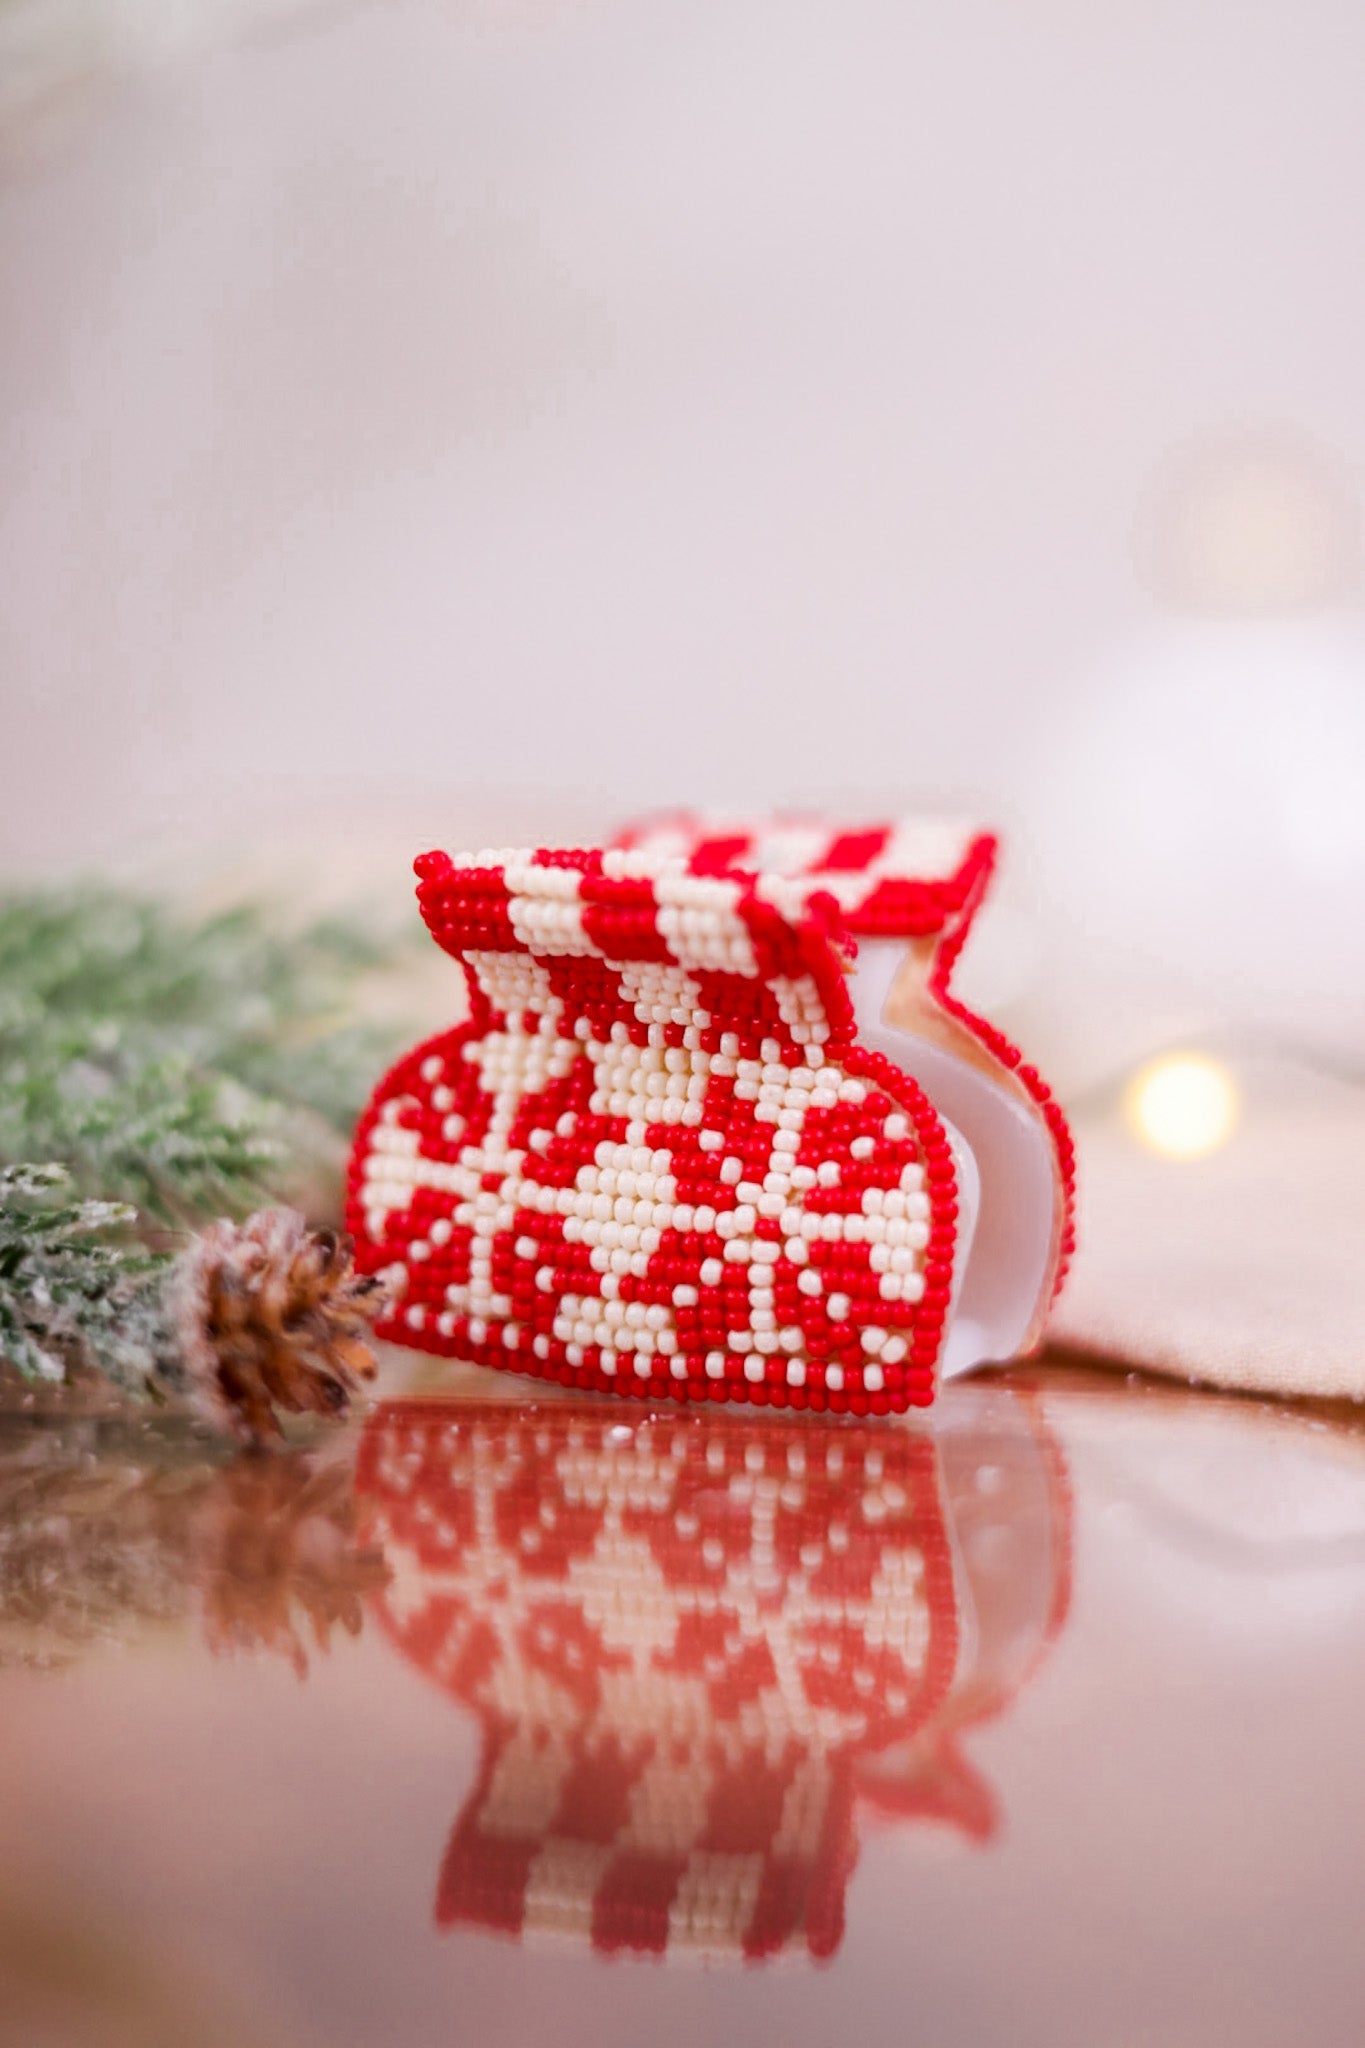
[1140,429,1360,614]
[1125,1053,1239,1161]
[1030,615,1365,1070]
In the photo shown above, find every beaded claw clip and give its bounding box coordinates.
[345,823,1074,1415]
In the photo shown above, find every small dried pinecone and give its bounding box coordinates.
[168,1210,386,1443]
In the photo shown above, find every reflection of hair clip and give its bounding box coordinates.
[347,821,1074,1412]
[355,1389,1070,1962]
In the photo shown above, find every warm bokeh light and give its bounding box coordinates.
[1125,1052,1239,1161]
[1140,431,1360,615]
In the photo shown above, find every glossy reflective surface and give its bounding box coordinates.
[2,1366,1364,2045]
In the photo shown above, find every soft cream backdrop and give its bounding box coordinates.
[5,8,1365,1406]
[3,0,1365,1081]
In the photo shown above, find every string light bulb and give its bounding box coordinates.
[1125,1052,1239,1161]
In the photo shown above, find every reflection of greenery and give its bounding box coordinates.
[0,1412,387,1674]
[0,887,404,1223]
[0,1884,274,2048]
[0,1881,298,2048]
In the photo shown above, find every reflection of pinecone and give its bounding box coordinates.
[169,1210,385,1442]
[0,1413,389,1674]
[0,1427,189,1670]
[193,1454,389,1678]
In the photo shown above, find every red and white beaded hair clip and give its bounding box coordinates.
[346,819,1074,1415]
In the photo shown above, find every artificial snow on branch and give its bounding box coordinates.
[0,884,407,1438]
[0,1163,168,1396]
[0,1166,386,1440]
[0,886,398,1221]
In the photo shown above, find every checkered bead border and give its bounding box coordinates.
[613,816,1076,1292]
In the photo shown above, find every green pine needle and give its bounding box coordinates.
[0,882,412,1406]
[0,886,404,1223]
[0,1164,172,1395]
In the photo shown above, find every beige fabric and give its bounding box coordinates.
[1049,1061,1365,1403]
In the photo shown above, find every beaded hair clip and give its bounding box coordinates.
[346,820,1074,1415]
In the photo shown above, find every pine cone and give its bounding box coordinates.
[169,1210,386,1443]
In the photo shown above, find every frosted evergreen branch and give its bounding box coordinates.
[0,886,407,1221]
[0,1164,174,1394]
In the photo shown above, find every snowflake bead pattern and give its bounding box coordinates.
[346,827,1071,1412]
[354,1395,1072,1959]
[356,1401,959,1959]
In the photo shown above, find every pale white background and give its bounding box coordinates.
[3,0,1365,1081]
